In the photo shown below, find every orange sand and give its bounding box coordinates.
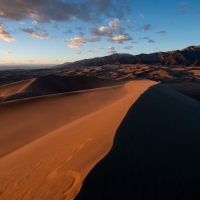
[0,80,156,200]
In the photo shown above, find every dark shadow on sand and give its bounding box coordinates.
[75,84,200,200]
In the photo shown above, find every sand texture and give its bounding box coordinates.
[0,80,156,199]
[75,84,200,200]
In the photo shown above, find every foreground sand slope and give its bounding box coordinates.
[0,80,156,200]
[75,84,200,200]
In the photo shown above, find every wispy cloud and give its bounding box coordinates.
[67,44,80,48]
[109,34,132,43]
[140,13,145,19]
[21,28,43,39]
[0,25,16,42]
[2,51,12,54]
[64,36,100,48]
[64,35,101,49]
[91,19,123,37]
[107,46,117,54]
[157,30,167,35]
[75,49,84,54]
[148,40,155,43]
[138,24,153,31]
[21,28,55,40]
[179,2,195,13]
[32,20,38,25]
[123,46,132,49]
[91,26,112,36]
[64,28,73,34]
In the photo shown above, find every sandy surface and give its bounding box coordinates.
[0,80,156,200]
[75,84,200,200]
[0,78,35,97]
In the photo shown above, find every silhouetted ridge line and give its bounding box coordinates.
[75,84,200,200]
[60,45,200,69]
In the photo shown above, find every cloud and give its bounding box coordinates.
[21,28,55,40]
[54,60,59,63]
[109,19,120,30]
[32,20,38,25]
[138,24,153,31]
[64,36,100,48]
[64,28,73,34]
[2,51,12,54]
[123,46,132,49]
[179,2,195,13]
[140,13,145,19]
[157,30,167,35]
[67,44,80,48]
[87,50,92,52]
[0,0,131,23]
[107,46,117,54]
[148,39,155,43]
[109,34,132,43]
[131,40,138,43]
[76,26,83,31]
[91,19,123,37]
[75,49,84,54]
[142,36,149,40]
[91,26,112,36]
[66,36,85,44]
[21,28,43,39]
[0,25,16,42]
[29,60,33,62]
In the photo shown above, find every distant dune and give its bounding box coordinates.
[75,84,200,200]
[0,74,121,102]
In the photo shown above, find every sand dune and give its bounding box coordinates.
[167,82,200,101]
[0,75,121,102]
[0,80,156,199]
[0,78,35,97]
[75,84,200,200]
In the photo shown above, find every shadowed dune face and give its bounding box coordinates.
[0,75,121,102]
[167,82,200,101]
[75,84,200,200]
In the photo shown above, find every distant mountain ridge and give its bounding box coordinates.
[60,45,200,69]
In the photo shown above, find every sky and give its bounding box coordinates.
[0,0,200,68]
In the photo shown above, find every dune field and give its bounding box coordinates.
[0,79,156,199]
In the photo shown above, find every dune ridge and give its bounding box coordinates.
[0,80,156,200]
[75,84,200,200]
[0,74,122,102]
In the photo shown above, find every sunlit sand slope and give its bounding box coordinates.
[75,84,200,200]
[0,80,156,200]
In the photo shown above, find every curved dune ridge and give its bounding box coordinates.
[75,84,200,200]
[0,80,156,199]
[0,74,121,102]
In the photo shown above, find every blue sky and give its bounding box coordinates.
[0,0,200,67]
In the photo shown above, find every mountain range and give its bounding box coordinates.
[60,45,200,69]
